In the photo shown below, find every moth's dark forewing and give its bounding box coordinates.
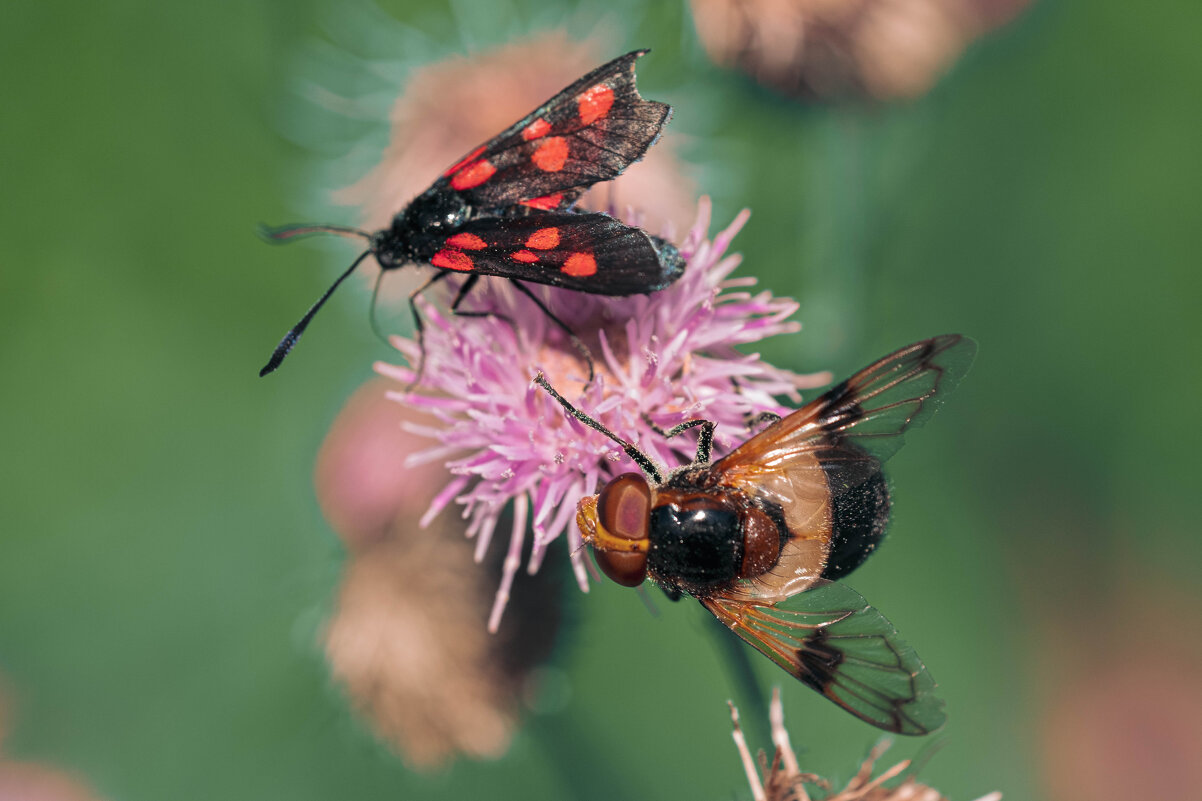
[702,581,946,735]
[436,50,672,211]
[435,212,684,294]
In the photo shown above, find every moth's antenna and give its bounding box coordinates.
[259,250,373,377]
[258,223,372,242]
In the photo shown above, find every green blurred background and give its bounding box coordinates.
[3,1,1200,799]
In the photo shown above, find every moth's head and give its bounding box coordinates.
[370,229,404,271]
[577,472,652,587]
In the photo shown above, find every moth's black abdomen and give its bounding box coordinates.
[647,236,686,291]
[818,447,891,581]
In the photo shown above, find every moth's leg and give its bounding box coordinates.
[509,279,595,383]
[404,270,451,391]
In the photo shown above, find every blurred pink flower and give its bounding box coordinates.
[1036,577,1202,801]
[0,677,106,801]
[314,378,449,550]
[0,763,105,801]
[689,0,1033,100]
[377,198,830,631]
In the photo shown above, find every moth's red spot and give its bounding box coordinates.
[442,145,486,178]
[511,250,539,264]
[578,84,614,125]
[562,252,597,277]
[525,227,560,250]
[521,193,563,211]
[450,159,496,191]
[431,249,473,272]
[446,232,487,250]
[522,118,551,141]
[532,137,569,172]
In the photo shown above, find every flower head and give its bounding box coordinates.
[376,199,829,630]
[689,0,1033,101]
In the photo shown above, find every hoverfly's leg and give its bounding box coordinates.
[533,373,663,484]
[641,415,716,465]
[729,376,782,432]
[745,411,782,432]
[509,279,595,383]
[404,271,452,392]
[446,274,519,335]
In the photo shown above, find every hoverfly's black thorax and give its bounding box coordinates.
[664,464,715,490]
[647,491,742,595]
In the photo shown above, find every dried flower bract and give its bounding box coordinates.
[730,689,1002,801]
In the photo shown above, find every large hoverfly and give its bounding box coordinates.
[535,334,976,734]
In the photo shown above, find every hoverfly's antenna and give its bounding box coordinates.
[258,223,372,242]
[259,249,373,376]
[533,373,664,483]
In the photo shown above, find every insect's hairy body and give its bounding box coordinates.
[646,466,790,597]
[375,189,473,269]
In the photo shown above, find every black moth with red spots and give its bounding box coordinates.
[260,50,683,378]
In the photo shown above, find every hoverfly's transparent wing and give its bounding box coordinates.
[702,580,946,735]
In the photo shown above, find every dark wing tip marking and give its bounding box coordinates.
[704,582,947,736]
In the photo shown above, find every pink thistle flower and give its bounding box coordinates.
[375,198,830,631]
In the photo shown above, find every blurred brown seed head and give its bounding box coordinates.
[336,32,695,295]
[690,0,1033,101]
[318,381,562,769]
[324,513,561,770]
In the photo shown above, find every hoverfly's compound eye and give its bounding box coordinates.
[594,473,651,587]
[598,473,651,541]
[594,549,648,587]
